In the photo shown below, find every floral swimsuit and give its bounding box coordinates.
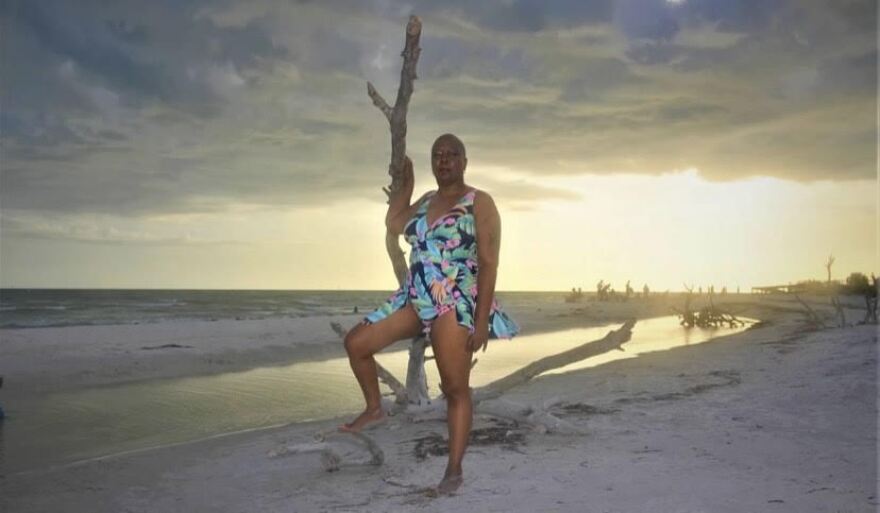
[363,189,519,339]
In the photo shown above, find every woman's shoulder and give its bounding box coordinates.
[414,190,436,204]
[471,188,496,207]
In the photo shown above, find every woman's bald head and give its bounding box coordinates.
[432,133,466,159]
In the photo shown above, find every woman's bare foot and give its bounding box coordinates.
[436,471,463,495]
[338,407,387,433]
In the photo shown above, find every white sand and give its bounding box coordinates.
[2,294,876,512]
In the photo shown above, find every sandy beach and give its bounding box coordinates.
[1,293,876,512]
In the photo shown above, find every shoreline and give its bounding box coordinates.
[0,293,844,396]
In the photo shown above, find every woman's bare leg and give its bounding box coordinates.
[429,311,473,493]
[341,304,421,432]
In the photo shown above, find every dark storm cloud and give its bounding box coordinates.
[13,2,170,105]
[3,0,286,117]
[0,0,875,232]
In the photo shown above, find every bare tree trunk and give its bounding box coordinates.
[366,16,430,405]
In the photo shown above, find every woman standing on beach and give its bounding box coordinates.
[340,133,519,494]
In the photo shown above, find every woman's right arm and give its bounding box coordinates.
[385,156,421,235]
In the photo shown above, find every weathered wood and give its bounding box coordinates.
[472,319,635,403]
[365,15,430,406]
[269,431,383,472]
[403,336,432,406]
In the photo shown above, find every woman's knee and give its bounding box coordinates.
[440,379,471,399]
[343,324,372,358]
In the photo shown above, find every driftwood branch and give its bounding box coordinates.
[366,15,431,407]
[404,336,432,406]
[269,431,383,472]
[671,294,745,328]
[473,319,635,403]
[308,320,638,469]
[371,14,422,201]
[366,82,392,121]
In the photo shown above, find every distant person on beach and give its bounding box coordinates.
[340,133,519,494]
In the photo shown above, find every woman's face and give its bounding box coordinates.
[431,138,468,187]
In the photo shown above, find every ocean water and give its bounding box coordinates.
[0,289,565,329]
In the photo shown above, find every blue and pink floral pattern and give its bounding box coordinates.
[363,189,519,339]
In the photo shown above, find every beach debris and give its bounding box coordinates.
[454,321,634,434]
[308,320,634,471]
[140,343,193,350]
[830,297,847,327]
[412,420,526,461]
[672,286,746,328]
[268,431,383,472]
[793,295,827,329]
[556,403,620,416]
[474,319,634,404]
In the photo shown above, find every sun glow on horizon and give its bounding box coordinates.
[1,171,874,292]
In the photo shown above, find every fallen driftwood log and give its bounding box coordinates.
[268,430,383,472]
[272,320,636,469]
[473,319,635,403]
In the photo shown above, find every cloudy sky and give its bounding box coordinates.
[1,0,876,291]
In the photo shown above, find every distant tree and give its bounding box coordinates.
[825,254,835,283]
[795,278,841,295]
[844,272,872,295]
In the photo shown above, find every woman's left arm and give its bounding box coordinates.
[469,190,501,353]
